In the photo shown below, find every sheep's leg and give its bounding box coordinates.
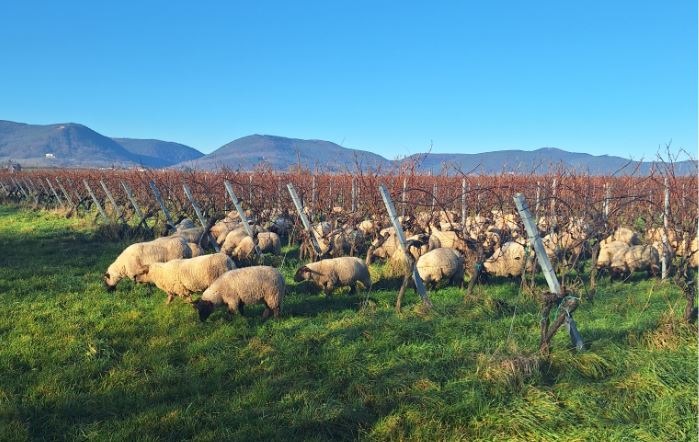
[323,282,333,296]
[237,300,245,316]
[272,306,281,318]
[349,284,357,295]
[166,293,174,304]
[262,306,272,319]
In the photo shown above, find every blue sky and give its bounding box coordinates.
[1,1,696,160]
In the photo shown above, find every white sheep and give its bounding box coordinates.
[294,257,372,295]
[135,253,236,303]
[610,244,660,278]
[483,241,534,278]
[103,236,198,290]
[193,266,286,321]
[596,240,629,270]
[416,248,464,288]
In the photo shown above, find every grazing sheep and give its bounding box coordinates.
[429,230,468,254]
[610,245,660,278]
[313,221,333,238]
[358,219,376,236]
[172,227,205,244]
[221,225,260,254]
[193,266,286,321]
[294,257,372,295]
[483,241,534,278]
[596,240,629,270]
[175,218,195,230]
[188,242,205,257]
[417,248,464,288]
[135,253,236,303]
[257,232,282,255]
[210,217,240,244]
[103,236,198,290]
[601,227,640,247]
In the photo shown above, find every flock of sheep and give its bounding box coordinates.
[103,206,699,321]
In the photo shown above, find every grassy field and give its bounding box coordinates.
[0,205,696,441]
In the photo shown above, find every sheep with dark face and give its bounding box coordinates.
[294,257,372,295]
[103,236,199,291]
[193,266,285,321]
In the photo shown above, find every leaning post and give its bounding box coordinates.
[287,183,323,258]
[83,179,109,222]
[224,180,261,256]
[379,184,431,308]
[514,192,583,352]
[100,179,124,222]
[182,183,220,252]
[149,180,175,229]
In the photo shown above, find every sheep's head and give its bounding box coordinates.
[133,267,151,284]
[192,299,215,322]
[103,271,117,292]
[294,266,313,283]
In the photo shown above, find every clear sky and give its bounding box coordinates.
[1,1,696,160]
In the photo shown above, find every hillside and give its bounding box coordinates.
[113,138,204,168]
[404,148,697,175]
[180,134,392,172]
[0,120,136,167]
[0,120,203,168]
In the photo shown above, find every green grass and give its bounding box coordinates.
[0,205,696,441]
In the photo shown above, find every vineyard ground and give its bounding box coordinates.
[0,205,696,441]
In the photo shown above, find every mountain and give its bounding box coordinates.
[0,120,202,168]
[181,134,392,172]
[404,147,697,176]
[0,120,136,167]
[1,119,694,175]
[113,138,203,168]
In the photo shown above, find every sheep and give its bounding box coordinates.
[429,230,468,254]
[483,241,534,278]
[175,218,195,230]
[416,248,464,288]
[257,232,282,255]
[358,219,376,236]
[610,245,660,278]
[221,225,261,254]
[601,227,640,247]
[103,236,199,290]
[172,227,205,244]
[230,232,281,265]
[294,257,372,295]
[135,253,236,303]
[313,221,333,238]
[193,266,286,321]
[210,217,240,243]
[596,240,629,270]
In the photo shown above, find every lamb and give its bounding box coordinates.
[294,257,372,295]
[193,266,286,321]
[416,248,465,288]
[610,245,660,278]
[483,241,534,278]
[135,253,236,303]
[103,236,199,290]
